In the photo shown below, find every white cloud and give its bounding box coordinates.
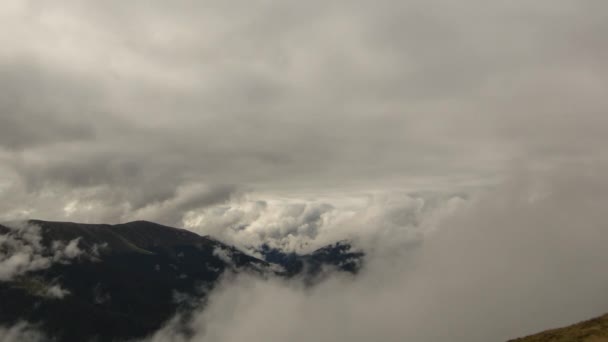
[43,284,70,299]
[0,222,97,281]
[0,323,43,342]
[212,246,234,265]
[184,191,464,255]
[147,166,608,342]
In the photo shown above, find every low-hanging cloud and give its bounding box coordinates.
[145,166,608,342]
[183,191,463,255]
[0,322,44,342]
[0,221,95,281]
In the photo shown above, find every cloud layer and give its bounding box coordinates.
[146,167,608,342]
[0,221,94,281]
[1,0,607,225]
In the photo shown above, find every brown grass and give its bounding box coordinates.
[508,313,608,342]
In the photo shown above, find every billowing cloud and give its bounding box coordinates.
[0,222,95,281]
[183,191,463,254]
[146,167,608,342]
[0,1,607,340]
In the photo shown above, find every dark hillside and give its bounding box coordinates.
[0,220,363,341]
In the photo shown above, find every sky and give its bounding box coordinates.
[1,0,606,227]
[0,1,608,341]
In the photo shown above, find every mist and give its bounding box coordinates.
[142,166,608,342]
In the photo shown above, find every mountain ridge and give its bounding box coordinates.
[0,219,364,342]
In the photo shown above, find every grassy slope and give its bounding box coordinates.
[509,313,608,342]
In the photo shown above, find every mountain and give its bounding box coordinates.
[0,220,364,342]
[509,313,608,342]
[259,241,364,279]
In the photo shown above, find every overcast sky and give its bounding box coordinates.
[1,0,606,226]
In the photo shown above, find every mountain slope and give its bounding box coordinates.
[0,219,363,342]
[259,241,364,279]
[509,313,608,342]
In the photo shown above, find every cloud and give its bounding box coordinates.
[0,223,51,281]
[42,284,71,299]
[0,0,606,224]
[0,63,98,151]
[0,222,96,281]
[183,191,463,255]
[0,322,44,342]
[127,184,240,228]
[212,246,234,265]
[146,166,608,342]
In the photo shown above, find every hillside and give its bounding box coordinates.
[509,313,608,342]
[0,219,364,342]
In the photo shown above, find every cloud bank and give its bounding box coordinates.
[184,191,463,255]
[145,167,608,342]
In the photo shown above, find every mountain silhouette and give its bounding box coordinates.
[0,220,363,342]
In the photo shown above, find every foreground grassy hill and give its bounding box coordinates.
[509,313,608,342]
